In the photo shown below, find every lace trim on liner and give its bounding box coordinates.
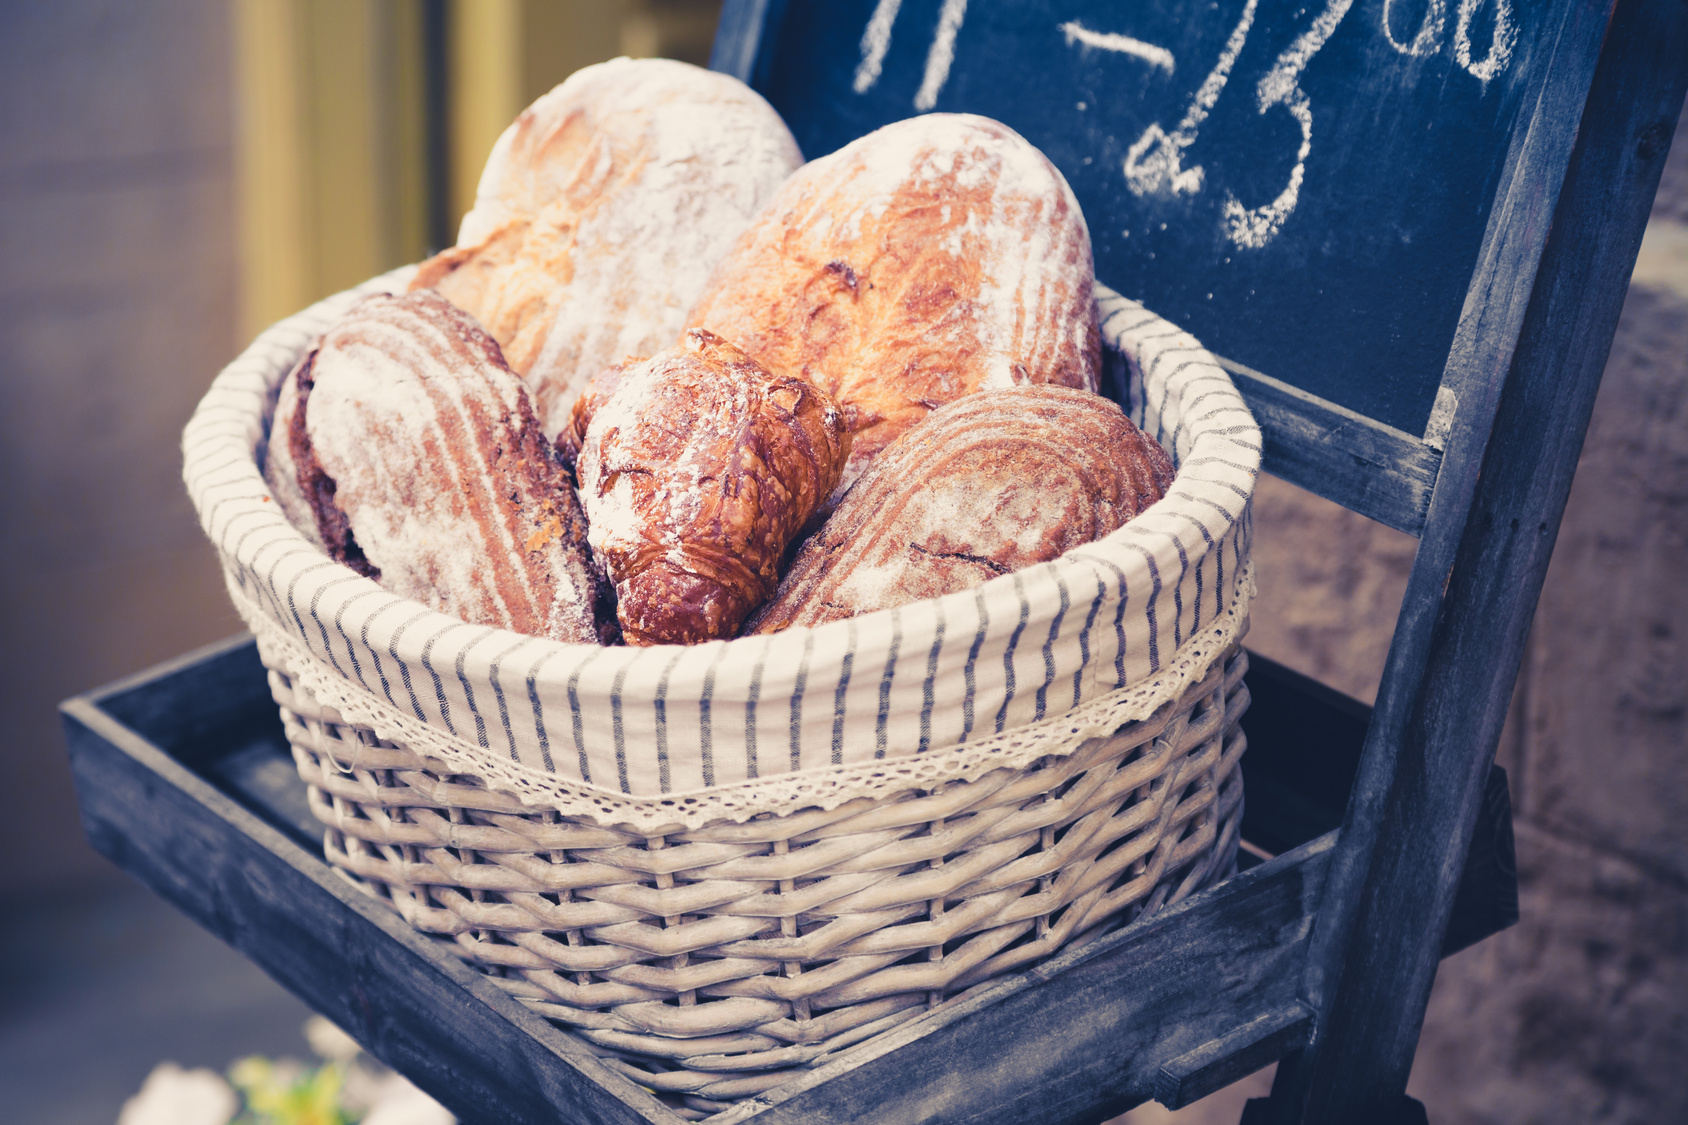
[234,563,1253,833]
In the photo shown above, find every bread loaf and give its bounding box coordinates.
[289,290,613,644]
[577,329,850,645]
[745,386,1173,634]
[410,57,803,438]
[687,113,1100,503]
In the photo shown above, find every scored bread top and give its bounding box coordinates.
[263,359,326,553]
[746,385,1173,634]
[410,58,803,439]
[687,113,1101,504]
[299,290,612,644]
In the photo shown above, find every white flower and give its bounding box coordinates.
[360,1072,455,1125]
[117,1062,238,1125]
[303,1015,364,1063]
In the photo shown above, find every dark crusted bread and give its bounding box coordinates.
[284,289,614,644]
[576,329,850,645]
[745,385,1174,634]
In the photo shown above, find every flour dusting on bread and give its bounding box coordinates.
[412,58,802,440]
[688,113,1099,505]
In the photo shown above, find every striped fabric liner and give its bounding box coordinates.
[184,269,1260,829]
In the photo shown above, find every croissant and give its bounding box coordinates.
[745,386,1174,634]
[555,357,637,472]
[576,329,851,645]
[286,290,614,644]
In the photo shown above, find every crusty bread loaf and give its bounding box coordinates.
[577,329,850,646]
[410,57,802,438]
[745,386,1173,634]
[687,113,1100,504]
[291,290,614,644]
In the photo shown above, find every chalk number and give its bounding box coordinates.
[853,0,1518,250]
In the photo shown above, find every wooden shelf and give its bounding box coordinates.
[60,635,1514,1124]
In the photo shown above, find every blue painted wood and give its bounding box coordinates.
[707,4,1686,1123]
[1268,1,1688,1120]
[1157,1003,1314,1109]
[1239,651,1519,963]
[61,639,1526,1124]
[714,0,1567,440]
[1216,358,1441,535]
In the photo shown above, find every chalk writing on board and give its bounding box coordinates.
[1383,0,1445,56]
[1059,21,1176,75]
[852,0,971,109]
[1224,0,1354,249]
[851,0,1521,252]
[1120,1,1259,201]
[851,0,902,94]
[1384,0,1517,82]
[1454,0,1517,83]
[913,0,970,111]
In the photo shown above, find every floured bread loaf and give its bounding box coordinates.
[287,290,614,644]
[687,113,1100,503]
[410,57,802,438]
[577,329,850,646]
[745,386,1173,634]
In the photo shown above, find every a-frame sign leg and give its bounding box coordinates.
[1255,1,1688,1120]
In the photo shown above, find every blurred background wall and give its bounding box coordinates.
[0,0,721,898]
[0,3,1681,1123]
[0,0,246,894]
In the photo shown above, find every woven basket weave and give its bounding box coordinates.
[187,264,1261,1117]
[270,635,1247,1117]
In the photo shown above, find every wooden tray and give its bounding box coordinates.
[60,634,1515,1124]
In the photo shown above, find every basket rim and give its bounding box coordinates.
[183,271,1259,814]
[244,567,1250,830]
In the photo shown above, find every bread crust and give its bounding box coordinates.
[687,113,1100,504]
[263,354,327,553]
[745,386,1173,634]
[295,290,613,644]
[409,58,802,438]
[577,329,850,645]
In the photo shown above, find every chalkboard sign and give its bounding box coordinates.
[714,0,1559,532]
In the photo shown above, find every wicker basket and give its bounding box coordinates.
[185,267,1260,1117]
[270,637,1247,1116]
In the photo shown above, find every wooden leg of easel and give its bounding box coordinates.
[1241,1093,1427,1125]
[1247,2,1688,1120]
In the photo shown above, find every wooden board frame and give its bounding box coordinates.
[62,634,1514,1124]
[703,1,1688,1120]
[711,2,1683,539]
